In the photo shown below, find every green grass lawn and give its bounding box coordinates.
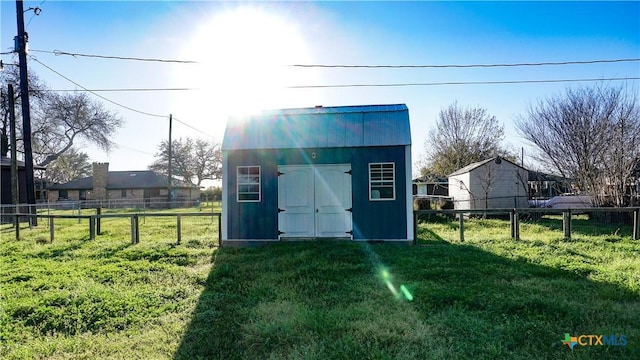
[1,213,638,359]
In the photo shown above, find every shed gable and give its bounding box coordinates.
[222,104,411,151]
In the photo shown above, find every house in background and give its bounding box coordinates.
[221,104,413,246]
[1,156,46,204]
[412,174,449,197]
[448,156,528,210]
[527,170,572,198]
[47,162,200,207]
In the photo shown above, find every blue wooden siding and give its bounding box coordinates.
[225,146,408,240]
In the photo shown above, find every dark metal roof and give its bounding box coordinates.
[48,170,196,190]
[222,104,411,151]
[0,156,46,170]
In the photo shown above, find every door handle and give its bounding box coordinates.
[316,209,319,213]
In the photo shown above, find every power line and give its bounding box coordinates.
[115,142,155,156]
[27,49,640,69]
[172,116,217,138]
[29,57,217,139]
[32,76,640,93]
[38,88,197,92]
[286,77,640,89]
[291,58,640,68]
[30,49,198,64]
[30,56,167,118]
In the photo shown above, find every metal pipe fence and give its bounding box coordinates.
[1,211,222,246]
[413,207,640,244]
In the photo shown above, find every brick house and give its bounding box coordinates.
[47,162,200,206]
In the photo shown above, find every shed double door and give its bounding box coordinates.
[278,164,352,239]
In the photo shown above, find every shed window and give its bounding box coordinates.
[369,163,395,200]
[237,166,261,202]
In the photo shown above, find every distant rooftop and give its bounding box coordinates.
[48,170,196,190]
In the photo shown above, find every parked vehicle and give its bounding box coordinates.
[531,195,592,209]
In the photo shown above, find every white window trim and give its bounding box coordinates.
[237,166,261,202]
[369,162,395,201]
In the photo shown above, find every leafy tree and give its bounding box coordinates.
[0,66,123,166]
[45,147,92,184]
[423,102,513,177]
[516,84,640,207]
[149,137,222,186]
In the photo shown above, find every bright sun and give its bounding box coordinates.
[175,6,318,134]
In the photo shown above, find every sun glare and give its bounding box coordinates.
[175,6,318,135]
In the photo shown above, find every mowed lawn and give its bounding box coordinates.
[1,213,638,359]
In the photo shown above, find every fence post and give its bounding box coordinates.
[510,210,515,238]
[15,215,20,240]
[633,209,639,241]
[78,202,81,224]
[218,213,222,247]
[563,210,572,240]
[176,215,182,245]
[514,210,520,241]
[49,217,54,243]
[96,208,102,235]
[134,215,140,243]
[413,212,417,245]
[89,216,96,240]
[130,215,136,244]
[459,213,465,242]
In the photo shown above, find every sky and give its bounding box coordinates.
[1,0,639,184]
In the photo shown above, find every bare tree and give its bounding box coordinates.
[1,67,123,166]
[423,102,514,177]
[34,92,122,166]
[149,137,222,186]
[516,84,640,207]
[192,139,222,186]
[45,147,92,184]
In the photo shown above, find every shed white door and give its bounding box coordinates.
[278,165,352,239]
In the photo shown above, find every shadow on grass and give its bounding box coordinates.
[173,241,638,360]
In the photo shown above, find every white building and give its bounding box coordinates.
[448,157,528,210]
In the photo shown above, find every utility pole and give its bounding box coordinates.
[15,0,37,223]
[8,85,19,207]
[168,114,173,207]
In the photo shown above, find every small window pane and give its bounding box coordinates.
[369,162,395,201]
[237,166,261,202]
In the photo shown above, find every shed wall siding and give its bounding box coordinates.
[224,146,408,240]
[451,161,528,210]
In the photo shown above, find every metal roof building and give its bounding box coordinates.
[221,104,413,246]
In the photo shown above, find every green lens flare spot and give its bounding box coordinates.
[400,285,413,301]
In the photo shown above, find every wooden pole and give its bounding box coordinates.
[15,0,37,225]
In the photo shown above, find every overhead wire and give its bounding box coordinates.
[30,49,198,64]
[290,58,640,68]
[285,77,640,89]
[172,116,217,138]
[30,55,167,118]
[27,48,640,69]
[29,56,217,139]
[29,76,640,93]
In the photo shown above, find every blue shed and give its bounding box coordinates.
[221,104,413,246]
